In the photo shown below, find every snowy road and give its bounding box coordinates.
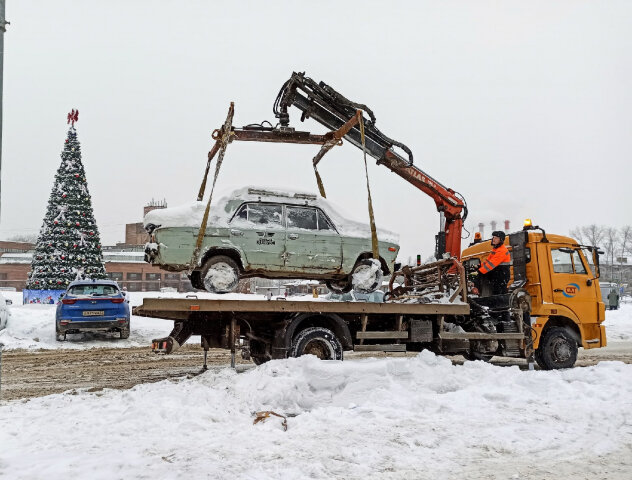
[1,295,631,479]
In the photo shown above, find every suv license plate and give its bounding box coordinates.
[83,310,105,317]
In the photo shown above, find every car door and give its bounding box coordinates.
[229,202,286,268]
[549,246,600,320]
[285,206,342,271]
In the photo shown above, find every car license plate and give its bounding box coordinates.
[83,310,104,317]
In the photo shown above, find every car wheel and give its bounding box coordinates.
[120,326,130,339]
[351,259,383,294]
[188,271,204,290]
[290,327,343,360]
[326,278,352,294]
[535,326,578,370]
[200,255,240,294]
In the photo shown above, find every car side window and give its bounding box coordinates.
[234,203,283,226]
[317,210,335,231]
[287,206,317,230]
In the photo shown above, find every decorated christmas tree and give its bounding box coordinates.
[26,110,106,290]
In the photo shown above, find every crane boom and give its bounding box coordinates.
[273,72,468,259]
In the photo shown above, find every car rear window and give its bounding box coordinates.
[68,285,119,296]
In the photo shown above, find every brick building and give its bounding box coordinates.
[0,200,194,292]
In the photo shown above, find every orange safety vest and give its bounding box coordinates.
[479,244,511,274]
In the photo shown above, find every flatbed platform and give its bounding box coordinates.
[133,297,470,321]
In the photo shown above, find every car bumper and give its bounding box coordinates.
[57,319,129,334]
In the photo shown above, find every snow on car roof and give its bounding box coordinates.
[144,186,399,244]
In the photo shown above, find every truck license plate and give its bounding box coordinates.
[83,310,104,317]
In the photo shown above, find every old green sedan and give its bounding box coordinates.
[143,187,400,294]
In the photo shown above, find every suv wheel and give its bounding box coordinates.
[201,255,240,294]
[351,259,383,294]
[120,326,130,339]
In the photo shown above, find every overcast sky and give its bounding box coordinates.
[1,0,630,261]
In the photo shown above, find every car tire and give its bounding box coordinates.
[200,255,240,294]
[326,278,352,294]
[55,328,65,342]
[351,259,383,294]
[535,326,578,370]
[120,326,130,339]
[290,327,343,361]
[188,271,204,290]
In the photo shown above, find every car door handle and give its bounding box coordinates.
[288,233,299,240]
[554,288,563,292]
[256,231,265,236]
[230,229,243,236]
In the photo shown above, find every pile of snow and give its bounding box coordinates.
[1,352,631,478]
[0,290,330,351]
[144,185,399,244]
[603,300,632,341]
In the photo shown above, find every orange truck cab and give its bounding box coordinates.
[461,222,606,369]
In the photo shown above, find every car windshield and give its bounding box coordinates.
[68,284,119,296]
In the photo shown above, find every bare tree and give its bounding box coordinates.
[580,224,605,247]
[604,227,619,278]
[620,226,632,257]
[569,227,586,245]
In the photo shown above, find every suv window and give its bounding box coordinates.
[233,203,283,226]
[68,284,119,296]
[287,206,318,230]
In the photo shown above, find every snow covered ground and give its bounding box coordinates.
[1,294,631,478]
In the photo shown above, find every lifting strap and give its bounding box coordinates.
[190,103,234,271]
[359,115,380,260]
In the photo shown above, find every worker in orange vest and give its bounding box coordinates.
[478,231,511,295]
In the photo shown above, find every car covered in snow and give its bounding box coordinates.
[143,187,400,294]
[55,279,130,341]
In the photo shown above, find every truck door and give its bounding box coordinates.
[285,206,342,271]
[548,246,600,321]
[230,203,286,268]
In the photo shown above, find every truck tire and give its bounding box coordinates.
[290,327,343,361]
[535,326,578,370]
[200,255,240,294]
[351,259,383,294]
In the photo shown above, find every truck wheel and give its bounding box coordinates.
[535,326,578,370]
[463,351,493,362]
[200,255,240,294]
[351,259,383,294]
[326,278,352,294]
[290,327,343,361]
[251,356,270,366]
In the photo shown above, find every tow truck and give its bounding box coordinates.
[134,73,606,369]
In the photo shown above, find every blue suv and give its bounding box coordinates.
[56,279,130,341]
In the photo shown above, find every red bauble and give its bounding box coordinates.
[89,231,94,235]
[54,220,58,225]
[61,255,65,259]
[61,230,65,234]
[74,174,79,178]
[76,222,80,226]
[62,194,67,198]
[73,244,77,248]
